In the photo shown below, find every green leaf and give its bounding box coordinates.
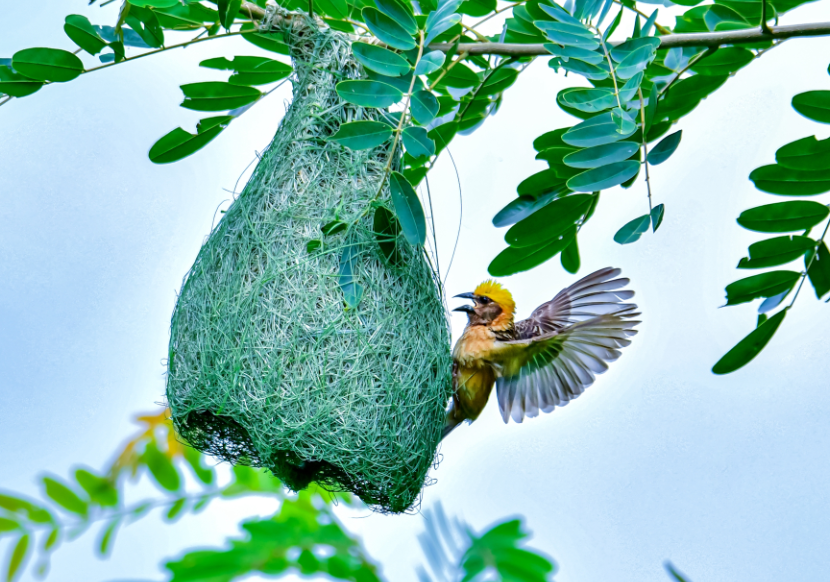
[544,44,604,64]
[180,82,260,112]
[74,469,118,507]
[12,48,83,83]
[154,3,219,28]
[411,90,440,124]
[537,28,599,50]
[182,445,214,485]
[517,169,569,197]
[335,79,402,108]
[142,441,181,492]
[42,477,88,516]
[200,56,291,86]
[537,146,576,166]
[712,309,787,375]
[43,528,59,550]
[98,518,120,556]
[647,130,682,165]
[316,0,350,19]
[330,121,392,150]
[363,7,417,50]
[567,160,640,192]
[493,195,552,227]
[241,30,289,54]
[611,107,637,135]
[724,270,800,306]
[306,240,321,253]
[614,214,650,244]
[149,116,233,164]
[218,0,243,29]
[6,534,29,582]
[738,235,814,269]
[561,234,580,273]
[563,141,638,168]
[402,126,435,158]
[489,228,576,276]
[644,83,658,133]
[614,44,655,78]
[651,203,664,232]
[749,164,830,195]
[459,0,496,16]
[538,2,582,26]
[374,206,404,265]
[535,19,593,38]
[506,194,593,247]
[0,66,43,97]
[659,74,728,119]
[561,58,609,80]
[563,112,636,147]
[0,518,18,533]
[390,172,426,245]
[609,37,660,62]
[339,244,364,309]
[776,136,830,170]
[792,90,830,123]
[415,51,446,76]
[352,43,411,77]
[376,0,418,34]
[322,220,348,236]
[690,46,754,75]
[533,127,572,151]
[737,201,830,232]
[131,0,179,6]
[126,7,165,49]
[806,241,830,298]
[166,498,187,521]
[64,15,107,55]
[429,61,479,88]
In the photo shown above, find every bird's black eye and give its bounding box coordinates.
[479,296,491,304]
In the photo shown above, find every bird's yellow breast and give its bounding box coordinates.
[452,325,498,366]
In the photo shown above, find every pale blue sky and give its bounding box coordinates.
[3,2,830,582]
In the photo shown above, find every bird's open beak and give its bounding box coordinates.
[453,292,477,313]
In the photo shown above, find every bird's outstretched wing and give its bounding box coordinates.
[513,266,635,338]
[494,267,640,423]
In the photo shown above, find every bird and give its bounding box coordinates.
[444,266,640,439]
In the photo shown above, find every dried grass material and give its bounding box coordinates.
[165,20,453,513]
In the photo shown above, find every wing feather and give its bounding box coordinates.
[494,267,641,424]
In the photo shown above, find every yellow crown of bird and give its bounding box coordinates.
[473,279,516,317]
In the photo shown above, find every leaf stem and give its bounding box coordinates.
[760,0,773,35]
[789,211,830,308]
[596,33,622,111]
[81,30,247,77]
[369,30,426,207]
[637,88,654,216]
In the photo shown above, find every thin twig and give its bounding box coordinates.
[789,212,830,308]
[637,88,654,216]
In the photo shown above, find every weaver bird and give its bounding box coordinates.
[444,267,640,438]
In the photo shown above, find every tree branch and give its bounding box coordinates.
[428,21,830,55]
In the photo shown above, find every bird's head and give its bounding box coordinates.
[453,279,516,330]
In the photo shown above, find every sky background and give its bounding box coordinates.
[3,1,830,581]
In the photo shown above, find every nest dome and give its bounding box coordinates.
[166,21,452,513]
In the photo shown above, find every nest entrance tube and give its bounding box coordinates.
[165,21,453,513]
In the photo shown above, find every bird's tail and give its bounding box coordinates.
[441,419,461,441]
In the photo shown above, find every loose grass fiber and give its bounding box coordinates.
[165,18,453,513]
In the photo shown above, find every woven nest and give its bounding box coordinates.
[165,19,453,513]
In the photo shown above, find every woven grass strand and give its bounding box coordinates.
[165,20,452,513]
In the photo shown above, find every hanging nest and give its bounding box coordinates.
[165,18,453,513]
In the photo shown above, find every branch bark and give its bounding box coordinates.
[229,2,830,56]
[428,21,830,54]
